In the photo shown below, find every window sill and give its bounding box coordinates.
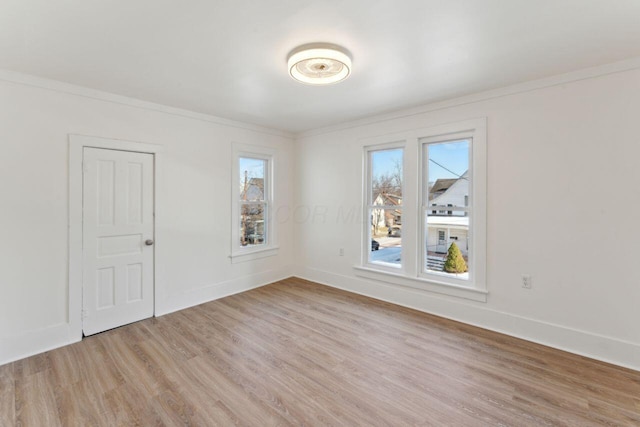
[353,265,487,302]
[230,246,279,264]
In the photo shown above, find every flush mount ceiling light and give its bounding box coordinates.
[287,44,352,85]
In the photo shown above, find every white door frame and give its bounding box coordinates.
[68,134,164,339]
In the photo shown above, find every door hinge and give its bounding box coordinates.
[82,309,88,320]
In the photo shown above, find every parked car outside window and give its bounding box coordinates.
[388,226,401,237]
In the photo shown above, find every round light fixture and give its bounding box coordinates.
[287,44,352,85]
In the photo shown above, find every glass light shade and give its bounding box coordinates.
[288,47,351,85]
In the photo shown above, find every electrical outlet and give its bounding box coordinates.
[339,248,344,256]
[521,274,532,289]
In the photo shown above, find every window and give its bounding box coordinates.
[239,157,267,247]
[423,138,471,282]
[358,118,487,302]
[366,147,404,269]
[231,144,278,262]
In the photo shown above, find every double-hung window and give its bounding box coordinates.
[231,144,278,262]
[366,146,404,270]
[421,135,473,283]
[239,156,267,247]
[359,118,487,302]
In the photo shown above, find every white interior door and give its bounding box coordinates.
[82,147,154,335]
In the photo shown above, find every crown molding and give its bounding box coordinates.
[296,56,640,139]
[0,69,293,139]
[3,55,640,141]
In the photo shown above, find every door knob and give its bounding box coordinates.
[145,239,154,246]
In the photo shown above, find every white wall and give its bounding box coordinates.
[0,74,295,365]
[3,62,640,371]
[293,65,640,370]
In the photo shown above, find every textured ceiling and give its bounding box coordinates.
[2,0,640,133]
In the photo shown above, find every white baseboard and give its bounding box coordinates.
[155,266,294,317]
[294,266,640,372]
[0,267,293,366]
[0,323,80,366]
[5,267,636,371]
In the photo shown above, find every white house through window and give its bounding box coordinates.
[423,138,471,280]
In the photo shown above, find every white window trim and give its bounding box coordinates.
[356,118,487,302]
[362,140,407,275]
[420,130,476,288]
[353,265,488,302]
[230,143,278,263]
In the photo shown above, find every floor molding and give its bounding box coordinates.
[155,266,294,317]
[0,323,78,366]
[8,278,639,425]
[4,266,637,371]
[0,267,294,366]
[294,267,640,372]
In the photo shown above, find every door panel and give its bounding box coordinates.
[97,234,143,257]
[83,147,154,336]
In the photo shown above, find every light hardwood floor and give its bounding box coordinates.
[2,277,640,426]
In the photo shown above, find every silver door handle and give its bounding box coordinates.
[145,239,154,246]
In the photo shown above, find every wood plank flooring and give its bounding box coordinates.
[2,277,640,426]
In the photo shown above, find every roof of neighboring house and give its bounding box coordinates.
[427,216,469,228]
[429,178,458,196]
[374,193,402,206]
[250,177,263,187]
[241,178,264,201]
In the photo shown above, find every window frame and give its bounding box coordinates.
[230,143,278,263]
[355,118,487,302]
[420,131,474,287]
[363,141,406,273]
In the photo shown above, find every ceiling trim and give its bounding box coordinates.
[0,69,294,139]
[296,56,640,139]
[2,55,639,140]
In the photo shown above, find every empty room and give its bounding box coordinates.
[1,0,640,425]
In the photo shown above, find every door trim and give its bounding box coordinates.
[69,134,164,340]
